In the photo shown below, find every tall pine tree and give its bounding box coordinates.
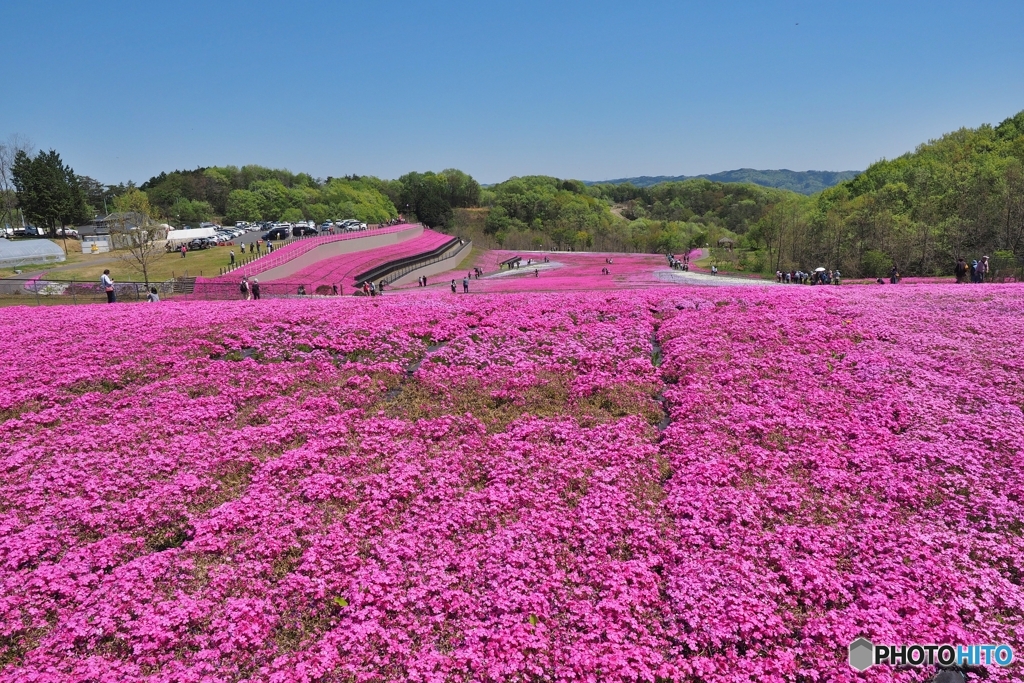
[12,149,89,249]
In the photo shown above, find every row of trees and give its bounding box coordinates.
[7,109,1023,278]
[137,166,483,229]
[741,111,1024,278]
[5,144,91,252]
[140,166,399,226]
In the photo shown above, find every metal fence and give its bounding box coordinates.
[0,277,360,306]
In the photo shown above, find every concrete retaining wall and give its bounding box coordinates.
[390,241,473,286]
[257,226,422,281]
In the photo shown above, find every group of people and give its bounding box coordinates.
[954,256,990,283]
[239,277,262,300]
[451,277,470,293]
[417,276,429,286]
[668,255,690,271]
[786,269,843,285]
[775,269,842,285]
[228,240,273,268]
[240,240,271,256]
[100,270,160,303]
[359,280,387,296]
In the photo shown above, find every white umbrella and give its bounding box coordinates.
[814,267,826,272]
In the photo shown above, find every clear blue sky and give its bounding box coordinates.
[4,0,1023,185]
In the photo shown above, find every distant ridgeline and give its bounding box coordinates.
[588,169,861,195]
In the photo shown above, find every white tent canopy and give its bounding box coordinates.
[0,238,66,269]
[166,227,216,243]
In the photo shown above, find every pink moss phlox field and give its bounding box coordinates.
[420,251,677,292]
[285,230,454,289]
[1,285,1023,682]
[220,224,418,279]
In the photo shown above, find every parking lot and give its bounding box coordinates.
[173,219,371,252]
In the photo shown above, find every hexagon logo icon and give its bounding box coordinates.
[849,638,874,671]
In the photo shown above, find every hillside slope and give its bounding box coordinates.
[589,169,860,194]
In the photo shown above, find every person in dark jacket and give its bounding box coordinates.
[954,258,968,283]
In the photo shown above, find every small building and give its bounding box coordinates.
[77,213,167,251]
[717,237,736,251]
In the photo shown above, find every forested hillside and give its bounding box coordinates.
[590,169,860,194]
[460,176,787,254]
[139,166,398,225]
[768,110,1024,278]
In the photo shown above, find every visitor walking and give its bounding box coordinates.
[180,244,187,259]
[955,258,968,283]
[101,270,115,303]
[229,250,235,266]
[241,242,246,255]
[251,279,261,300]
[450,279,457,293]
[977,256,990,283]
[889,266,899,285]
[146,287,160,302]
[462,276,469,293]
[240,277,251,300]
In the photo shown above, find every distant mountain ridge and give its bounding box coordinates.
[587,168,860,195]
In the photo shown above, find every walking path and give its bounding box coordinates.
[658,269,776,286]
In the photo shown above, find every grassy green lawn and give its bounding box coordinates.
[8,245,238,283]
[0,240,105,278]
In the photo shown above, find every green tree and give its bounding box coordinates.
[281,207,304,223]
[224,189,263,223]
[11,148,89,251]
[169,197,213,225]
[109,189,165,286]
[0,135,33,231]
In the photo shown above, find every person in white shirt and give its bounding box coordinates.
[101,270,115,303]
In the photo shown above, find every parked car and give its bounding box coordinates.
[262,227,290,241]
[187,238,214,250]
[291,225,317,237]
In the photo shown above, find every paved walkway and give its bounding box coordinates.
[658,269,776,286]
